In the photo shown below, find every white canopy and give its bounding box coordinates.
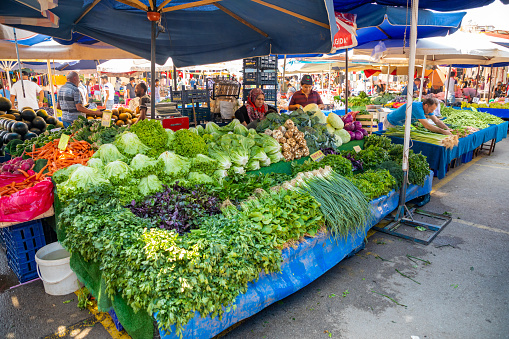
[97,58,174,73]
[353,32,509,66]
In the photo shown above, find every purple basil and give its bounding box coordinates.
[320,147,338,156]
[344,152,364,172]
[128,183,221,234]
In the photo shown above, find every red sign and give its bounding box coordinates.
[333,12,357,50]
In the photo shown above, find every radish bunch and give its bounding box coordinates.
[1,156,35,174]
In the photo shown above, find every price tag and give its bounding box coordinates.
[310,150,325,162]
[101,111,112,127]
[353,145,362,153]
[473,97,480,103]
[58,134,70,151]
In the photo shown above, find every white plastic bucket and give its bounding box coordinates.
[35,242,81,295]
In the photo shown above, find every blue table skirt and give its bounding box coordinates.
[158,175,433,339]
[477,107,509,119]
[377,122,508,179]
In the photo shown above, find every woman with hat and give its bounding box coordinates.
[288,74,325,111]
[235,88,277,129]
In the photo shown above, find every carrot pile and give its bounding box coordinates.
[0,138,94,198]
[0,169,46,197]
[26,138,94,177]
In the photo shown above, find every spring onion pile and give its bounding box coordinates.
[292,167,372,239]
[385,127,459,149]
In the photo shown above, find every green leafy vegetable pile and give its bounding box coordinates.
[347,169,396,200]
[171,129,208,158]
[291,154,353,177]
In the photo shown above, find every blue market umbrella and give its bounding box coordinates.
[0,0,338,118]
[332,0,508,12]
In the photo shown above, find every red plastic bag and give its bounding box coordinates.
[0,173,27,188]
[0,178,54,223]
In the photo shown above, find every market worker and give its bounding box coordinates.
[288,74,325,111]
[235,88,277,129]
[132,82,150,122]
[401,78,421,97]
[383,97,451,135]
[126,77,136,100]
[57,71,101,128]
[101,75,114,110]
[10,71,44,110]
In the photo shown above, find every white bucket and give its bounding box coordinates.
[35,242,81,296]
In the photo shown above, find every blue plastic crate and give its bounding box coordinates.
[6,252,38,283]
[108,309,124,332]
[3,232,46,252]
[2,219,45,244]
[6,248,39,268]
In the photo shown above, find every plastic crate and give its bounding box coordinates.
[260,71,277,85]
[108,309,124,332]
[171,89,208,104]
[243,71,258,85]
[181,107,211,122]
[162,117,190,131]
[2,219,45,244]
[243,57,258,69]
[259,56,277,69]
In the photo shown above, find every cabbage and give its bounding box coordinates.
[335,129,351,144]
[208,147,232,169]
[130,154,162,176]
[205,121,221,134]
[138,175,163,196]
[268,151,284,164]
[158,151,190,177]
[229,148,249,167]
[234,124,249,137]
[303,103,319,114]
[165,129,175,147]
[92,144,126,164]
[326,124,335,135]
[249,146,269,163]
[65,166,109,190]
[53,164,83,184]
[334,134,343,147]
[114,132,149,156]
[87,158,104,172]
[246,159,260,172]
[260,157,271,167]
[231,166,245,175]
[327,112,344,130]
[103,160,131,185]
[188,172,215,185]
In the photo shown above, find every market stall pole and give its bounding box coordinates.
[12,28,25,98]
[418,55,427,101]
[372,0,451,244]
[46,60,55,114]
[149,10,158,119]
[345,49,349,115]
[487,65,493,100]
[444,65,451,106]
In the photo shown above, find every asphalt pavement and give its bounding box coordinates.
[1,138,508,339]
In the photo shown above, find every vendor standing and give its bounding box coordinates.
[130,83,150,122]
[288,74,325,111]
[57,71,101,128]
[235,88,277,129]
[383,98,451,135]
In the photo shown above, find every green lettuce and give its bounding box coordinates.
[188,172,215,185]
[87,158,104,172]
[130,154,163,177]
[208,147,232,170]
[138,175,163,197]
[246,159,260,172]
[103,160,131,185]
[114,132,149,156]
[158,151,190,177]
[92,144,126,164]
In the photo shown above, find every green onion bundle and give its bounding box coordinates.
[385,127,458,149]
[296,169,372,240]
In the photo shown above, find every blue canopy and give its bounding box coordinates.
[0,0,338,67]
[494,41,509,49]
[333,0,503,12]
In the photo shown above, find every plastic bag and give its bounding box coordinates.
[0,173,27,188]
[0,178,54,223]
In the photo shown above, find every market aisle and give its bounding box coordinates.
[224,139,509,339]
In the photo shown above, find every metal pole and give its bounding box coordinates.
[345,49,349,115]
[282,54,287,92]
[444,65,451,106]
[487,65,493,100]
[475,65,480,94]
[173,65,177,90]
[397,0,419,220]
[386,64,390,92]
[47,60,55,114]
[419,55,427,101]
[13,28,25,98]
[328,62,332,100]
[150,20,156,119]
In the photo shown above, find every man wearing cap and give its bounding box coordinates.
[288,74,325,111]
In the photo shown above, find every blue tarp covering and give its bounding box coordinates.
[332,0,498,12]
[377,122,509,179]
[0,0,338,67]
[157,175,433,339]
[474,107,509,119]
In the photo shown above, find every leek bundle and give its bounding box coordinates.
[385,127,459,149]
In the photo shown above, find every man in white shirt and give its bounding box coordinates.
[101,75,114,110]
[78,80,88,106]
[10,71,44,110]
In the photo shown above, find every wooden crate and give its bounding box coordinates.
[356,114,378,134]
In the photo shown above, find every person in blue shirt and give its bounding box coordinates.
[401,78,421,97]
[384,98,451,135]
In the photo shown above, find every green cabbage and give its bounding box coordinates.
[326,124,335,135]
[312,110,327,124]
[52,164,84,184]
[114,132,149,156]
[92,144,126,164]
[205,121,221,134]
[87,158,104,172]
[130,154,162,177]
[208,147,232,169]
[234,124,249,137]
[303,103,320,114]
[103,160,131,185]
[138,175,163,197]
[327,112,344,130]
[335,129,351,144]
[64,166,109,190]
[334,134,343,147]
[158,151,190,177]
[188,172,215,185]
[246,159,260,171]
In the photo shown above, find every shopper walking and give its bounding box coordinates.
[10,71,44,110]
[101,75,114,110]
